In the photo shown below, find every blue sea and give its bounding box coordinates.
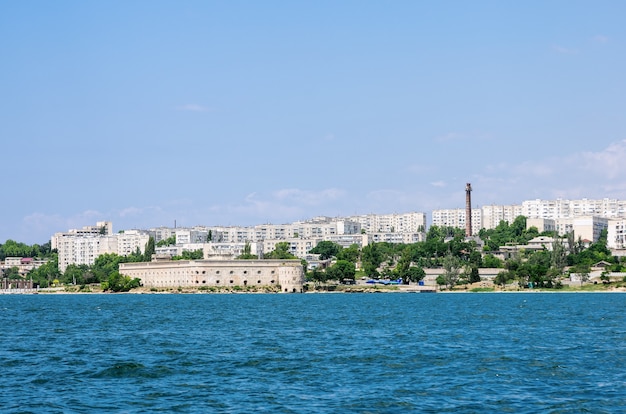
[1,292,625,413]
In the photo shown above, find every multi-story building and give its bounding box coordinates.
[1,257,49,277]
[346,212,426,234]
[431,208,482,235]
[481,204,524,230]
[522,198,626,220]
[370,232,425,244]
[53,222,149,273]
[607,218,626,249]
[554,216,609,243]
[117,230,151,257]
[261,238,321,258]
[526,218,556,234]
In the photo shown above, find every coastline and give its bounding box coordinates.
[6,284,626,295]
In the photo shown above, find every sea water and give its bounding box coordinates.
[1,292,625,413]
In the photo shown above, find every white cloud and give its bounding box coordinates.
[577,140,626,179]
[430,181,447,188]
[476,140,626,202]
[20,210,106,242]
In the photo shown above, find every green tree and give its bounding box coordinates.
[361,243,384,277]
[173,249,204,260]
[494,270,514,288]
[237,241,258,259]
[461,264,480,284]
[403,266,426,284]
[336,244,360,264]
[156,235,176,247]
[264,242,297,259]
[101,271,141,292]
[28,255,60,288]
[326,260,356,282]
[4,266,21,279]
[61,264,87,285]
[438,252,461,289]
[482,254,503,268]
[144,236,156,261]
[308,268,328,285]
[309,241,342,260]
[0,240,33,259]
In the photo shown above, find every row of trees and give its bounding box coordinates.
[0,240,54,261]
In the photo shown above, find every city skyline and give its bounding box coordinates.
[2,1,626,244]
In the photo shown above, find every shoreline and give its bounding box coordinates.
[5,285,626,295]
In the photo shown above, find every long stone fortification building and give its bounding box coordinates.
[119,259,305,293]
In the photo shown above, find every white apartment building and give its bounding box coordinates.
[175,228,208,244]
[53,222,149,273]
[116,230,151,257]
[607,218,626,249]
[150,226,177,243]
[370,232,425,244]
[526,218,556,234]
[345,212,426,234]
[522,198,626,219]
[481,204,523,230]
[325,234,370,249]
[431,208,482,236]
[262,238,321,258]
[554,216,609,243]
[290,218,361,238]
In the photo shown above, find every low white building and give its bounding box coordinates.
[120,259,305,293]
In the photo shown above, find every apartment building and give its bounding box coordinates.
[481,204,524,230]
[554,216,609,243]
[607,218,626,249]
[526,218,556,234]
[345,212,426,234]
[522,198,626,219]
[53,222,149,273]
[431,208,482,236]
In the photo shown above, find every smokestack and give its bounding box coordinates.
[465,183,472,237]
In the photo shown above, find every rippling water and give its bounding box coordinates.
[1,292,625,413]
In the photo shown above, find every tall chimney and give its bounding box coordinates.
[465,183,472,237]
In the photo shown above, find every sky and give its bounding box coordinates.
[2,1,626,244]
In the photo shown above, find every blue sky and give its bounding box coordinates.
[2,1,626,244]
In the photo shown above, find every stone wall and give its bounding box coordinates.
[120,259,305,292]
